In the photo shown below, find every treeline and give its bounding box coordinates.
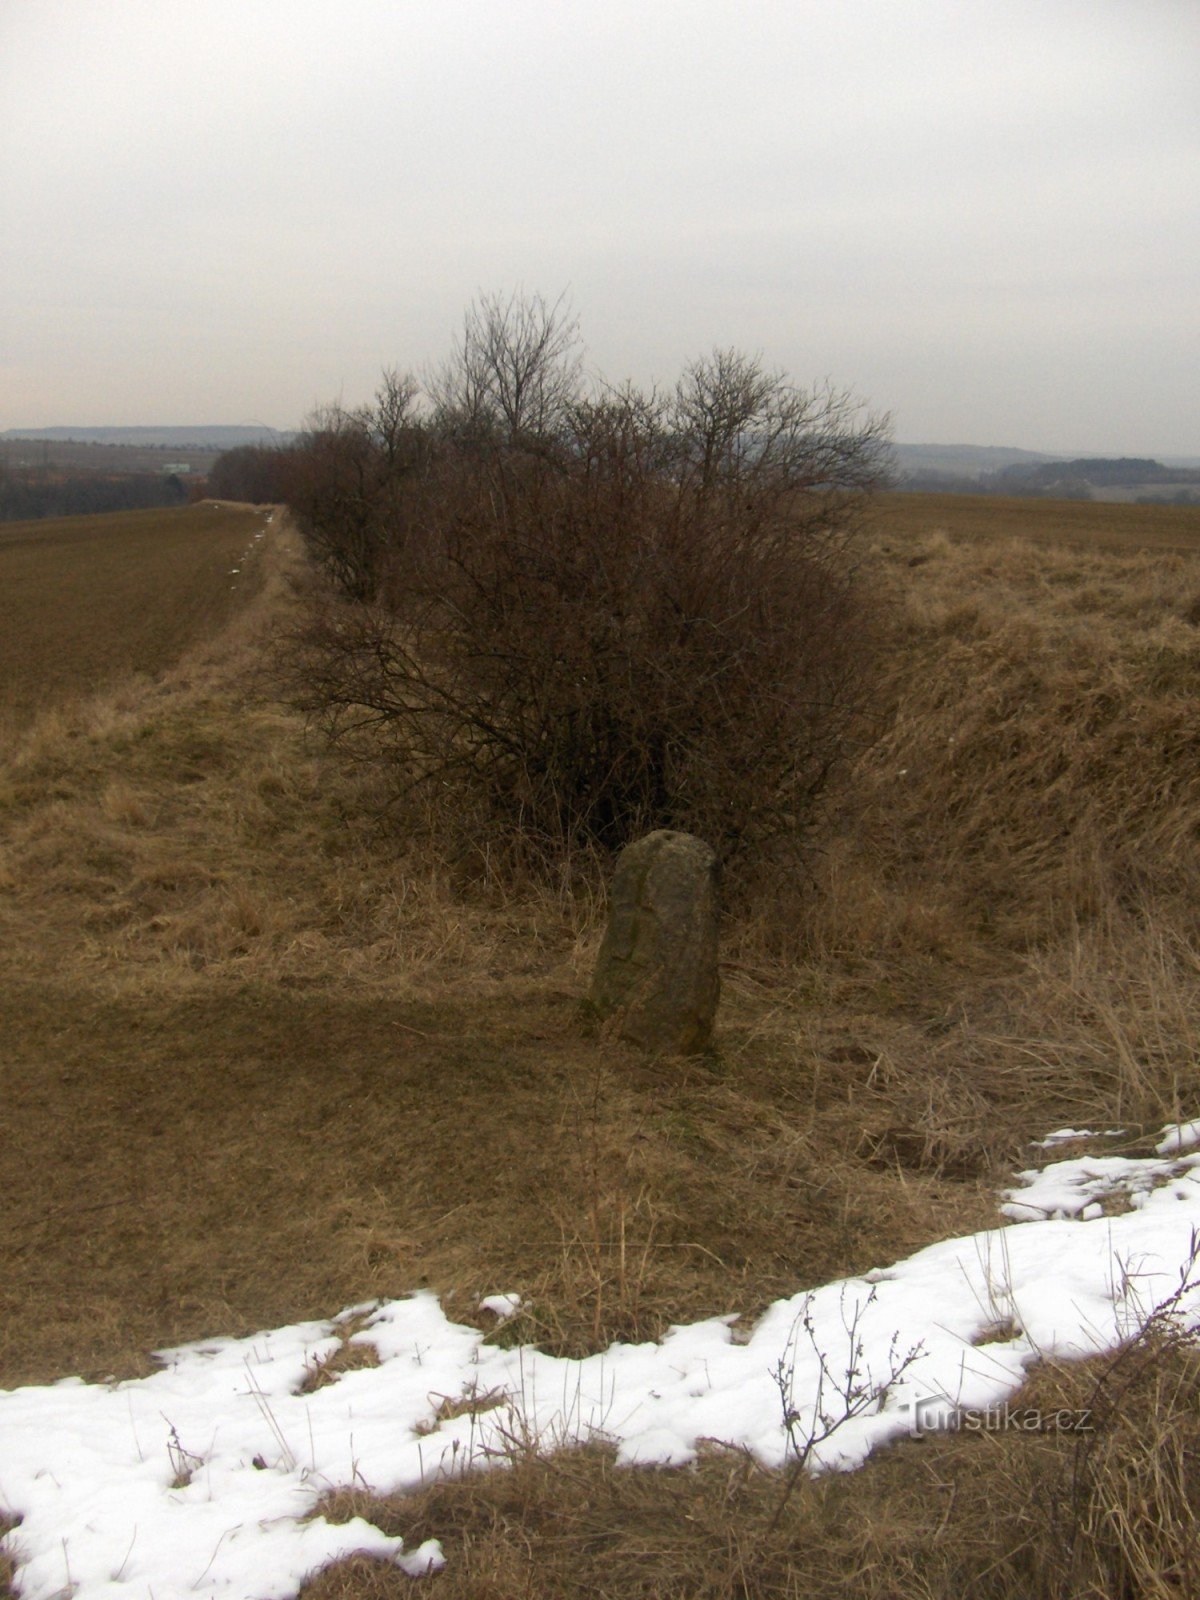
[0,471,189,523]
[996,457,1200,489]
[274,293,892,879]
[206,446,295,504]
[897,457,1200,502]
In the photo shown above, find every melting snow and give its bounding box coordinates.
[478,1293,523,1320]
[4,1124,1200,1598]
[1158,1120,1200,1155]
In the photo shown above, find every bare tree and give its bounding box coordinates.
[284,370,427,602]
[285,301,893,874]
[428,290,583,445]
[372,367,423,466]
[672,349,893,526]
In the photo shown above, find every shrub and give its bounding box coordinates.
[285,372,427,602]
[206,443,295,507]
[286,299,890,874]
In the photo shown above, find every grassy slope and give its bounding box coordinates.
[2,496,1200,1597]
[0,519,996,1387]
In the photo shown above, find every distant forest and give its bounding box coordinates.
[208,441,1200,509]
[895,451,1200,504]
[0,469,190,523]
[0,430,268,523]
[6,433,1199,523]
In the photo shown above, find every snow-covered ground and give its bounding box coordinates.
[4,1124,1200,1599]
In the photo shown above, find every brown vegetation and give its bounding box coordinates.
[878,487,1200,554]
[299,1329,1200,1600]
[0,502,269,738]
[2,490,1200,1596]
[284,315,891,868]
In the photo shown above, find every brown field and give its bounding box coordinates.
[877,487,1200,553]
[0,502,271,737]
[2,493,1200,1597]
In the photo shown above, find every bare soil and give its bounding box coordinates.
[0,502,268,737]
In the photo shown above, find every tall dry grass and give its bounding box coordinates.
[777,514,1200,1134]
[301,1313,1200,1600]
[0,518,593,1007]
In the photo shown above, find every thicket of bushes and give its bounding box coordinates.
[277,294,890,872]
[206,444,295,506]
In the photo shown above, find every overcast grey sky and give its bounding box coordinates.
[3,0,1197,452]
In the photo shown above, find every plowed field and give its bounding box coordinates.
[0,502,271,735]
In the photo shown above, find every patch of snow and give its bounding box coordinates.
[1158,1120,1200,1155]
[479,1293,523,1320]
[1000,1152,1200,1221]
[1030,1127,1126,1149]
[4,1135,1200,1597]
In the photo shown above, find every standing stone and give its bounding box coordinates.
[589,830,720,1054]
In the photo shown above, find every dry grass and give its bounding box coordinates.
[3,493,1200,1596]
[295,1334,1200,1600]
[302,1252,1200,1599]
[787,495,1200,1133]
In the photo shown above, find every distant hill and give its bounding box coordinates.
[1,426,290,449]
[891,443,1065,480]
[995,457,1200,490]
[891,445,1200,503]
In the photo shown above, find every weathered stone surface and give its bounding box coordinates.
[589,830,720,1054]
